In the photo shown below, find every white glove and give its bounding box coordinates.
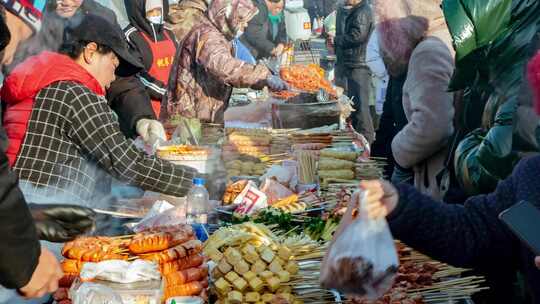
[136,119,167,145]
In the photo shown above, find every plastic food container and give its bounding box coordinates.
[166,296,204,304]
[157,146,220,174]
[70,278,162,304]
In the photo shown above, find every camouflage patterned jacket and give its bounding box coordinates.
[165,0,271,123]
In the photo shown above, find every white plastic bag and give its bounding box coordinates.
[80,260,161,284]
[133,205,187,233]
[71,282,123,304]
[320,190,398,299]
[233,181,268,216]
[260,178,294,205]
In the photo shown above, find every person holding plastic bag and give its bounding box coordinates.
[360,53,540,304]
[321,190,398,299]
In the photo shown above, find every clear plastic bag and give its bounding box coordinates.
[133,205,187,233]
[320,190,398,299]
[71,282,123,304]
[80,260,161,284]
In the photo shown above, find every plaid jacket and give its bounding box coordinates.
[13,81,196,204]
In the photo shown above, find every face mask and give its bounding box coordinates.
[235,30,244,38]
[147,15,163,24]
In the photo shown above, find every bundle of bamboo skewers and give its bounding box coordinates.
[355,157,387,180]
[276,238,488,304]
[296,150,317,184]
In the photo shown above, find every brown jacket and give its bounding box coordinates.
[165,0,271,123]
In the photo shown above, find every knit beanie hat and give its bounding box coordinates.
[1,0,46,33]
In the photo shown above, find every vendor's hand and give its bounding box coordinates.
[271,44,285,57]
[136,119,167,145]
[29,204,96,242]
[359,180,399,219]
[19,247,63,299]
[266,75,289,91]
[536,257,540,269]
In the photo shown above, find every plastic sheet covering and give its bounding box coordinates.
[72,282,123,304]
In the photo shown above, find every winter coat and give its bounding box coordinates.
[305,0,337,20]
[0,128,40,290]
[391,156,540,303]
[166,0,271,123]
[167,0,209,44]
[375,0,455,199]
[7,0,159,141]
[1,52,196,203]
[6,0,118,74]
[366,28,389,107]
[106,77,156,138]
[2,51,105,167]
[335,1,373,68]
[334,5,350,67]
[123,0,178,104]
[240,0,287,59]
[391,30,455,200]
[371,74,407,178]
[0,10,41,291]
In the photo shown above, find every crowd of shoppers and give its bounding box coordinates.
[0,0,539,303]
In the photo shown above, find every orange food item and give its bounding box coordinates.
[62,236,130,262]
[223,180,249,205]
[129,230,195,254]
[61,259,84,274]
[280,64,336,96]
[272,90,300,100]
[164,267,208,286]
[160,254,205,275]
[64,247,128,262]
[139,240,202,264]
[156,145,210,158]
[163,281,204,299]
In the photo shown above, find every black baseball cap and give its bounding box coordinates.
[63,14,143,77]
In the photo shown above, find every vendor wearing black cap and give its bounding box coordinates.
[1,13,198,204]
[241,0,288,59]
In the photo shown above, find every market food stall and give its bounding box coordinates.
[52,61,486,304]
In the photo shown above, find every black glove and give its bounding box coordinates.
[28,204,96,243]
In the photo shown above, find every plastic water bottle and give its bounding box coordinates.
[187,178,210,241]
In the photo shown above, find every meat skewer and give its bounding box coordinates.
[139,240,203,264]
[129,230,195,254]
[160,254,204,275]
[164,267,208,286]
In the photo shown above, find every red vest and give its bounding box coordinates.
[140,31,176,118]
[1,51,104,167]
